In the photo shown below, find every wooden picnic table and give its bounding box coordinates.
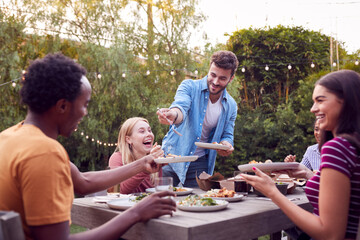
[71,187,312,240]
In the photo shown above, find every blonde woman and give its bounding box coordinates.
[109,117,164,193]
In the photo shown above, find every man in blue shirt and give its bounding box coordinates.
[156,50,239,187]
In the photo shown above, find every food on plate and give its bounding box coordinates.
[203,187,235,198]
[212,142,218,144]
[166,153,180,158]
[248,160,262,164]
[130,193,150,202]
[173,187,187,192]
[264,159,273,163]
[178,195,218,207]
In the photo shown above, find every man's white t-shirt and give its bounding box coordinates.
[193,97,222,157]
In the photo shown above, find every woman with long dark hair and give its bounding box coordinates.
[242,70,360,239]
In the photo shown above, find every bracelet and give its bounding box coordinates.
[173,110,178,124]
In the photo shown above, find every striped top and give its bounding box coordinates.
[301,143,321,171]
[305,137,360,239]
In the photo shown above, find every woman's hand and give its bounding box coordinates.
[150,142,164,159]
[127,191,176,222]
[281,164,314,179]
[241,167,279,198]
[284,154,296,162]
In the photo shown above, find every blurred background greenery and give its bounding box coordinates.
[1,0,360,178]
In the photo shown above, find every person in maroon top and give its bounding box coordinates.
[109,117,164,193]
[242,70,360,239]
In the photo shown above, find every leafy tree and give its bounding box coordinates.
[227,25,335,111]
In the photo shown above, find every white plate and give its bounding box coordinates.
[145,187,193,196]
[107,198,135,210]
[238,162,300,172]
[195,142,230,150]
[177,200,228,212]
[154,156,198,164]
[199,194,246,202]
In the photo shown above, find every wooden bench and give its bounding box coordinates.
[0,211,25,240]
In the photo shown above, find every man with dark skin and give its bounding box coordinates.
[0,53,176,240]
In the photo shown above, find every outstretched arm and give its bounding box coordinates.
[241,167,349,240]
[30,191,176,240]
[71,155,161,195]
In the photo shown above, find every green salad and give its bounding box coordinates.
[178,195,218,207]
[130,193,150,202]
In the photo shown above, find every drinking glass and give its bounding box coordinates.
[233,171,251,193]
[154,177,173,192]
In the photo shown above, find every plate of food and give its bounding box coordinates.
[146,187,193,196]
[107,193,150,210]
[154,155,198,164]
[200,188,246,202]
[177,195,228,212]
[238,162,300,173]
[195,142,230,150]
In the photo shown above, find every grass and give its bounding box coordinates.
[70,224,87,234]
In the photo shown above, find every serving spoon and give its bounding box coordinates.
[157,108,183,136]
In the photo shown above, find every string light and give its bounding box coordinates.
[311,62,315,68]
[287,64,292,70]
[11,81,16,87]
[332,62,337,67]
[355,60,359,66]
[265,65,269,71]
[97,73,102,79]
[122,72,126,78]
[241,67,246,73]
[194,69,198,75]
[146,70,150,75]
[22,70,26,74]
[170,69,175,75]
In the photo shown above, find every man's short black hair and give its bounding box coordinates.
[20,53,87,114]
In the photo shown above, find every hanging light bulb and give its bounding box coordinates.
[265,65,269,71]
[122,72,126,78]
[146,70,150,75]
[355,59,359,66]
[12,81,16,87]
[170,69,175,76]
[332,62,337,67]
[92,138,95,142]
[311,62,315,68]
[241,67,245,73]
[97,73,102,79]
[287,64,292,70]
[194,69,198,75]
[86,135,89,139]
[154,55,159,60]
[22,70,26,74]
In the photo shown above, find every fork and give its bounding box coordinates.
[157,108,183,136]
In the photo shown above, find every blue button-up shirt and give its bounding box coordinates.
[162,76,238,184]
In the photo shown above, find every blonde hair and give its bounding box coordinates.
[114,117,158,182]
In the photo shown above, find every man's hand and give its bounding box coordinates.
[127,191,176,222]
[156,108,176,125]
[217,141,234,157]
[138,155,161,174]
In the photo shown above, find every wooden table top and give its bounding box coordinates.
[71,188,313,240]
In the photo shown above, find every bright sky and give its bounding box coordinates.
[192,0,360,54]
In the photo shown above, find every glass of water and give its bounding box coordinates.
[154,177,173,192]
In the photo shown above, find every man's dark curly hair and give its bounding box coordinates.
[210,50,239,77]
[20,53,87,114]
